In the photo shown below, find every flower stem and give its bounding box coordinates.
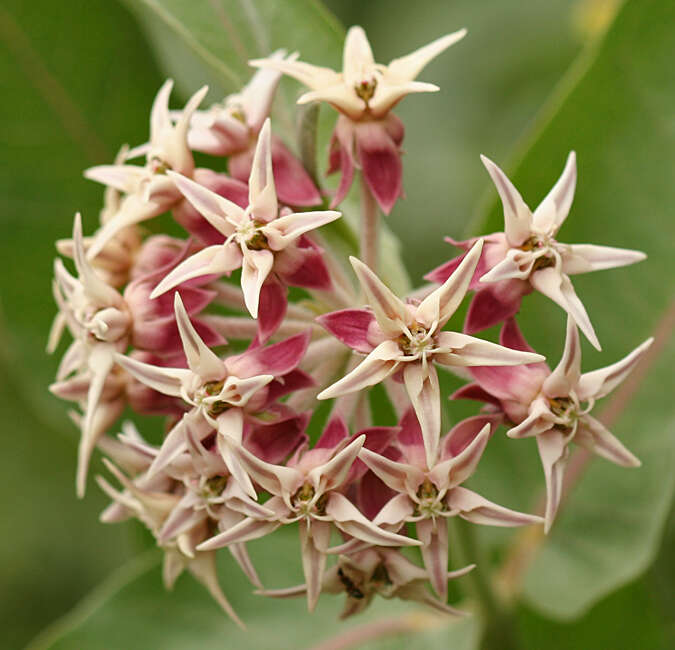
[360,174,379,271]
[452,519,520,650]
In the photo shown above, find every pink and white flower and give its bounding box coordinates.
[84,81,208,258]
[149,119,340,340]
[428,153,646,348]
[456,317,653,531]
[350,411,541,599]
[198,416,420,611]
[252,26,466,214]
[317,240,544,467]
[184,50,321,207]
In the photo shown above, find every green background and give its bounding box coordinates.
[0,0,673,648]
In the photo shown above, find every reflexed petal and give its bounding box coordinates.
[435,331,544,367]
[577,337,653,400]
[317,340,402,400]
[543,316,581,397]
[256,276,288,343]
[270,135,322,206]
[532,152,576,234]
[480,155,532,246]
[561,243,646,275]
[150,244,242,299]
[247,119,277,222]
[349,257,408,336]
[530,267,600,350]
[227,330,310,378]
[241,248,274,318]
[325,492,421,547]
[416,239,483,328]
[317,308,376,355]
[229,543,263,589]
[166,171,244,234]
[355,121,402,215]
[416,518,449,600]
[576,415,641,467]
[536,430,569,533]
[403,362,441,468]
[386,29,467,81]
[173,293,225,381]
[464,282,527,334]
[447,486,543,527]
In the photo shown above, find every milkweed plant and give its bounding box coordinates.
[48,24,651,630]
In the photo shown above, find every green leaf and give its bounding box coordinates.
[31,530,481,650]
[0,1,164,646]
[472,0,675,620]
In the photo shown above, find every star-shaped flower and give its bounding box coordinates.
[115,292,310,496]
[476,152,646,349]
[149,119,340,325]
[85,80,208,258]
[251,26,466,121]
[317,240,544,467]
[347,411,541,599]
[251,26,466,214]
[198,417,420,611]
[458,317,653,531]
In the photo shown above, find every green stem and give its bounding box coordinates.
[452,519,520,650]
[359,174,379,272]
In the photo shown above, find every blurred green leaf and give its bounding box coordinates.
[472,0,675,620]
[0,0,164,646]
[32,529,481,650]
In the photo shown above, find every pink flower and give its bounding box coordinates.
[317,240,544,467]
[198,416,420,611]
[458,317,653,531]
[352,411,541,599]
[149,119,340,340]
[430,153,646,348]
[252,26,466,214]
[183,50,321,207]
[115,292,311,496]
[84,81,208,258]
[50,213,132,496]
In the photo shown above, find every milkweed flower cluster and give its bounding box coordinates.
[48,25,651,626]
